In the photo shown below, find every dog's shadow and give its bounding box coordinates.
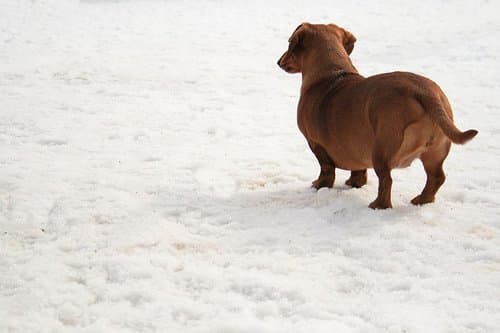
[150,181,418,249]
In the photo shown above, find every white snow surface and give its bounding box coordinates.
[1,0,500,332]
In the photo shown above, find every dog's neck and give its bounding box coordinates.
[301,51,359,93]
[299,70,357,113]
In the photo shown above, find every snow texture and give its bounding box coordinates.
[1,0,499,332]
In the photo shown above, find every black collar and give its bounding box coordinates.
[313,70,358,108]
[308,70,358,95]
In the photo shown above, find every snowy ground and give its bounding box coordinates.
[1,0,500,332]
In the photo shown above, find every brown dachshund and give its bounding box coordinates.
[277,23,478,209]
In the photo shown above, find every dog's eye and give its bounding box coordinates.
[289,39,302,53]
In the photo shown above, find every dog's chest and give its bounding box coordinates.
[297,96,327,140]
[297,95,339,143]
[297,99,373,170]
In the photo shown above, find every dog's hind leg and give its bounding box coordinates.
[411,141,451,205]
[369,161,393,209]
[309,142,336,189]
[346,170,367,188]
[369,126,404,209]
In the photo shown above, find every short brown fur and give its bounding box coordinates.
[277,23,478,209]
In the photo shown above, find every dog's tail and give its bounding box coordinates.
[416,93,478,144]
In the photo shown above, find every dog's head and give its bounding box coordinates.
[277,23,356,74]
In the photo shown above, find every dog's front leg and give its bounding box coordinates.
[309,142,335,189]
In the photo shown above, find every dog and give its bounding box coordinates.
[277,23,478,209]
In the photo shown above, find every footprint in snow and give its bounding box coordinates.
[38,139,67,146]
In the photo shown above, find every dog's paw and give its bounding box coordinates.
[411,195,435,206]
[311,178,334,190]
[345,170,367,188]
[345,177,366,188]
[368,198,392,209]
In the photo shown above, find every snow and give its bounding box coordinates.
[1,0,499,332]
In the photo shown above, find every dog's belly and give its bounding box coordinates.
[324,141,373,171]
[329,154,372,171]
[313,119,374,170]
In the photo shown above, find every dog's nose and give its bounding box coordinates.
[277,55,283,67]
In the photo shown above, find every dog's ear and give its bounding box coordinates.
[342,28,356,55]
